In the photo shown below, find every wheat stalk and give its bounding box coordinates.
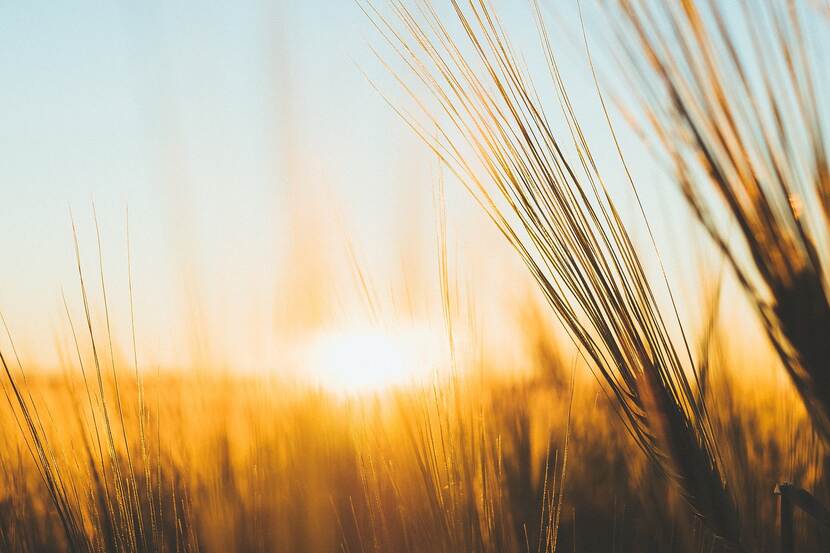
[366,0,742,546]
[605,0,830,445]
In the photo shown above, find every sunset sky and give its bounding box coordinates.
[0,0,763,375]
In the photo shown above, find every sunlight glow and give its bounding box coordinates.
[303,324,441,395]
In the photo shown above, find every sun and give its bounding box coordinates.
[303,324,440,395]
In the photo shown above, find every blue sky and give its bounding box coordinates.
[0,0,489,367]
[0,0,753,370]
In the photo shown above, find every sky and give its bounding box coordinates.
[0,0,511,370]
[0,0,772,376]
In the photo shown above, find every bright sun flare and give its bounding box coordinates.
[304,324,441,395]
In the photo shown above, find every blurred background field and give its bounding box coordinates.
[1,326,823,553]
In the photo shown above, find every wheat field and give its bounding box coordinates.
[2,1,830,552]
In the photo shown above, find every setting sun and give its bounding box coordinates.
[303,324,441,394]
